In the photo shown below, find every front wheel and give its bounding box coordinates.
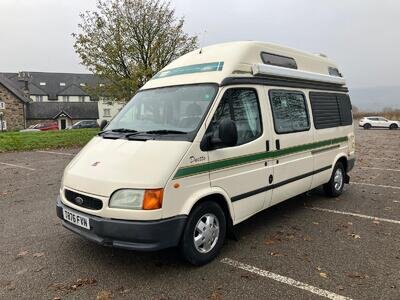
[363,123,371,130]
[389,123,398,130]
[180,201,226,266]
[323,162,345,197]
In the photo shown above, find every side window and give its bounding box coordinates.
[309,92,353,129]
[268,90,310,134]
[337,94,352,126]
[261,52,297,69]
[207,88,262,146]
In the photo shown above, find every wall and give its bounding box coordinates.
[97,99,124,122]
[0,83,25,131]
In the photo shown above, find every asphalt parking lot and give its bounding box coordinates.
[1,128,399,300]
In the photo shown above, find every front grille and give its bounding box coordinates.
[64,189,103,210]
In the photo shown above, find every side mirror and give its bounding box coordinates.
[200,118,238,151]
[100,120,108,130]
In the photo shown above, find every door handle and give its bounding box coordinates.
[275,139,280,150]
[269,175,273,184]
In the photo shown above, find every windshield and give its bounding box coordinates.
[106,84,218,135]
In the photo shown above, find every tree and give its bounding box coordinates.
[73,0,198,102]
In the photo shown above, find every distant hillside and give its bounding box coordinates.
[350,86,400,112]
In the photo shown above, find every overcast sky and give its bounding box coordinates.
[0,0,399,89]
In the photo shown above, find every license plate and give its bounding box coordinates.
[63,208,90,230]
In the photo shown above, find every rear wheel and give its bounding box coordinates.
[323,162,345,197]
[363,123,371,130]
[180,201,226,266]
[389,123,398,130]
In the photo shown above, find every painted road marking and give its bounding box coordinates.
[309,207,400,225]
[367,157,398,161]
[0,162,35,171]
[37,150,74,156]
[221,258,352,300]
[352,182,400,190]
[358,166,400,172]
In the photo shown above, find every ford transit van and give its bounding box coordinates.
[56,41,355,265]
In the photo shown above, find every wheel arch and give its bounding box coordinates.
[180,187,235,225]
[332,153,351,184]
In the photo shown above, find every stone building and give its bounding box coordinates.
[0,74,30,131]
[0,71,124,131]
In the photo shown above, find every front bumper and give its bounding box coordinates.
[56,196,187,251]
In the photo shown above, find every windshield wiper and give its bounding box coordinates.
[98,128,138,136]
[111,128,138,133]
[145,130,187,135]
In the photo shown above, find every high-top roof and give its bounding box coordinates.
[142,41,344,90]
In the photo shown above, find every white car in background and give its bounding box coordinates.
[359,116,399,130]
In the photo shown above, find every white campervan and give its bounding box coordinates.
[57,41,355,265]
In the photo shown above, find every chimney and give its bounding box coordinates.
[18,71,31,96]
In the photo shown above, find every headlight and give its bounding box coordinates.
[109,189,145,209]
[109,189,163,210]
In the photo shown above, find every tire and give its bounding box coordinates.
[363,123,371,130]
[323,162,345,197]
[389,123,398,130]
[180,201,226,266]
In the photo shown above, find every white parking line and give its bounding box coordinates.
[309,207,400,225]
[36,150,74,156]
[367,157,398,161]
[0,162,35,171]
[358,166,400,172]
[221,258,352,300]
[351,182,400,190]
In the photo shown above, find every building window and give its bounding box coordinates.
[207,88,262,147]
[269,90,310,134]
[39,82,46,86]
[63,96,69,102]
[36,96,43,102]
[103,108,111,117]
[79,96,85,102]
[60,82,66,86]
[0,102,5,109]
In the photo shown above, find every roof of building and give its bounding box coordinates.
[0,72,102,100]
[26,102,99,120]
[0,74,31,103]
[143,41,345,90]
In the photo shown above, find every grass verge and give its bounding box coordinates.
[0,129,99,153]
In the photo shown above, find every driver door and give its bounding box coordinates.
[205,86,273,223]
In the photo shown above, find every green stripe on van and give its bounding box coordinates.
[152,62,224,79]
[173,136,348,179]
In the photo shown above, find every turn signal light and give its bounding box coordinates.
[143,189,163,210]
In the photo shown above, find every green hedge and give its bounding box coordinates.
[0,129,99,152]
